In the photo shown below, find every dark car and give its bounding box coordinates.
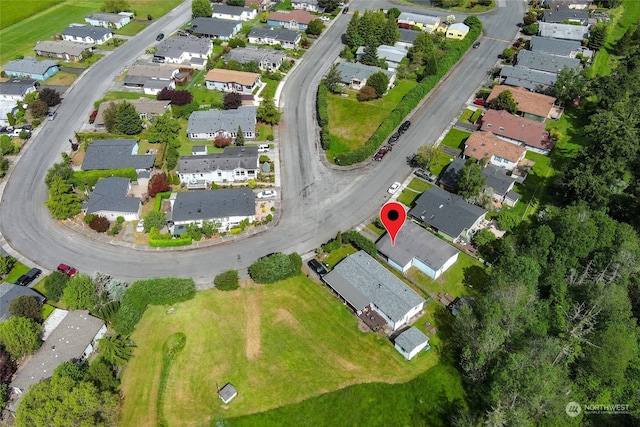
[399,120,411,134]
[156,33,164,41]
[342,7,349,14]
[57,263,77,277]
[473,42,481,49]
[414,168,437,183]
[20,124,33,131]
[0,127,12,134]
[307,259,329,276]
[15,268,42,286]
[388,132,401,145]
[374,146,390,161]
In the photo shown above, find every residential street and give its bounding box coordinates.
[0,0,525,286]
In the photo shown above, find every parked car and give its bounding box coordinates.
[57,263,77,277]
[388,132,401,145]
[307,259,329,276]
[15,268,42,286]
[136,219,145,233]
[374,146,390,161]
[342,7,349,14]
[47,111,57,121]
[20,124,33,131]
[156,33,164,41]
[399,120,411,134]
[11,128,28,137]
[151,56,165,63]
[414,168,437,183]
[0,126,12,134]
[388,182,401,194]
[473,99,487,107]
[257,189,277,199]
[473,42,481,49]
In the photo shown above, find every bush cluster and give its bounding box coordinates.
[214,270,239,291]
[249,252,302,284]
[316,82,331,150]
[148,227,192,247]
[89,215,110,233]
[112,278,196,335]
[72,168,138,188]
[343,231,377,257]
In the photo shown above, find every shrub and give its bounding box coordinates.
[0,254,17,276]
[214,270,239,290]
[472,228,496,247]
[228,38,246,48]
[343,231,377,257]
[89,215,110,233]
[112,278,196,335]
[148,173,170,197]
[214,134,232,148]
[357,86,377,101]
[497,209,520,232]
[248,252,302,284]
[72,168,138,188]
[44,272,69,302]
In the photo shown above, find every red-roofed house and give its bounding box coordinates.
[487,85,557,121]
[480,109,554,154]
[267,10,315,30]
[464,131,527,171]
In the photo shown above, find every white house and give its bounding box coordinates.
[212,4,257,21]
[291,0,321,12]
[205,69,261,94]
[84,12,133,29]
[190,17,242,40]
[178,146,259,188]
[225,47,286,72]
[154,36,212,69]
[394,327,430,360]
[61,25,114,44]
[83,177,141,221]
[0,79,37,126]
[248,27,301,50]
[335,62,396,90]
[186,107,257,141]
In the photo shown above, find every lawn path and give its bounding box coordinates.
[245,290,262,360]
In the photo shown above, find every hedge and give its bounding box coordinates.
[154,192,172,212]
[317,82,331,150]
[148,227,192,247]
[248,252,302,284]
[71,168,138,188]
[214,270,239,291]
[112,278,196,335]
[343,230,377,257]
[332,18,483,165]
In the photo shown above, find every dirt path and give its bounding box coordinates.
[245,290,262,361]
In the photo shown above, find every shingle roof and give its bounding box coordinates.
[179,146,258,173]
[94,98,170,126]
[529,36,581,57]
[440,158,517,196]
[213,4,254,15]
[480,109,553,151]
[543,8,589,24]
[4,58,58,75]
[335,62,395,84]
[408,186,487,239]
[268,10,315,25]
[487,85,556,118]
[376,220,459,271]
[85,177,140,215]
[464,130,527,163]
[448,23,469,34]
[398,29,420,44]
[398,12,441,26]
[395,326,429,352]
[34,40,90,57]
[156,36,212,59]
[0,282,46,322]
[323,251,426,324]
[0,79,37,96]
[225,47,286,66]
[61,25,113,40]
[205,69,261,86]
[171,188,255,222]
[85,12,129,23]
[248,26,301,43]
[190,17,241,38]
[81,139,155,170]
[218,383,238,403]
[377,45,406,64]
[516,49,580,74]
[186,107,256,135]
[538,22,588,41]
[500,65,557,92]
[125,64,177,80]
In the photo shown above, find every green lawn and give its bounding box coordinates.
[511,151,553,220]
[256,123,274,141]
[4,262,30,283]
[458,108,474,123]
[323,244,357,268]
[430,151,456,177]
[0,0,64,29]
[397,189,420,207]
[120,277,438,426]
[407,178,432,193]
[440,128,471,150]
[116,21,149,37]
[406,252,485,298]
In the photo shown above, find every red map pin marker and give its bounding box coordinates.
[380,202,406,247]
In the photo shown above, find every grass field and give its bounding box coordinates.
[440,128,471,150]
[407,252,485,298]
[120,277,439,426]
[398,188,420,207]
[116,20,149,36]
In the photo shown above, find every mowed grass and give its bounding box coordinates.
[406,252,485,298]
[440,128,471,150]
[0,0,64,29]
[120,277,437,427]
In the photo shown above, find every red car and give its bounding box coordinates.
[374,146,391,161]
[473,99,487,107]
[57,263,78,277]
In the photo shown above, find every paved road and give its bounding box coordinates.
[0,0,525,286]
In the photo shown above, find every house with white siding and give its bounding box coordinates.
[34,40,91,62]
[84,12,133,29]
[394,327,430,360]
[205,69,261,94]
[291,0,321,12]
[61,25,114,44]
[154,36,212,69]
[178,146,259,188]
[212,4,257,21]
[397,12,441,33]
[83,177,141,221]
[225,47,286,72]
[186,106,257,141]
[189,17,242,40]
[248,27,301,49]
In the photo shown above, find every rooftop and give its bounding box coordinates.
[480,109,553,151]
[268,10,315,25]
[213,4,254,15]
[125,64,178,80]
[61,25,113,40]
[543,8,589,24]
[248,26,301,42]
[529,36,581,57]
[0,79,38,96]
[397,28,420,44]
[81,139,155,171]
[186,107,257,135]
[516,49,580,74]
[500,65,557,92]
[395,326,429,352]
[179,146,258,173]
[440,158,517,196]
[335,62,395,84]
[205,68,261,86]
[225,47,286,66]
[0,282,46,322]
[487,85,556,118]
[34,40,90,56]
[156,36,212,59]
[94,98,170,126]
[85,12,130,23]
[171,188,256,222]
[218,383,238,404]
[190,17,241,38]
[85,177,140,215]
[398,12,441,26]
[4,57,58,75]
[538,22,588,41]
[464,130,527,163]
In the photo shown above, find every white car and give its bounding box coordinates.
[387,182,401,194]
[257,190,277,199]
[136,219,145,233]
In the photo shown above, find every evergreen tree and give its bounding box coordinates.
[324,64,343,94]
[489,90,518,114]
[257,98,281,125]
[114,101,142,135]
[235,126,245,146]
[191,0,212,18]
[366,71,389,98]
[456,159,486,200]
[360,44,379,66]
[101,102,117,133]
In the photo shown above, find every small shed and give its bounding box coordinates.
[394,326,430,360]
[219,382,238,404]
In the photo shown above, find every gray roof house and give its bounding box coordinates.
[179,146,259,187]
[155,36,212,68]
[0,282,46,322]
[0,79,38,101]
[190,17,242,40]
[335,62,396,90]
[212,4,257,21]
[543,8,589,26]
[83,177,141,221]
[396,29,420,50]
[397,12,441,32]
[376,45,407,71]
[538,22,589,41]
[84,11,133,29]
[394,326,430,360]
[247,27,301,49]
[408,186,487,243]
[169,189,256,233]
[81,139,155,171]
[516,49,580,74]
[61,25,114,44]
[218,383,238,404]
[529,36,582,57]
[225,47,286,72]
[186,107,257,141]
[499,65,557,93]
[34,40,91,61]
[377,220,460,279]
[322,251,426,331]
[3,58,59,81]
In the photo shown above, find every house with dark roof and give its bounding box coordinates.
[377,220,459,279]
[395,29,420,50]
[34,40,91,62]
[0,282,46,322]
[169,188,256,233]
[480,109,554,153]
[205,69,261,94]
[83,177,141,221]
[61,25,114,44]
[225,47,286,72]
[123,64,179,95]
[292,0,321,12]
[267,10,315,31]
[397,12,441,33]
[94,98,170,128]
[374,45,407,71]
[178,146,259,187]
[84,11,133,29]
[81,139,155,171]
[212,4,257,21]
[186,107,256,141]
[487,85,557,121]
[154,36,212,69]
[543,8,589,26]
[408,186,487,242]
[246,0,270,11]
[190,17,242,40]
[335,62,396,90]
[499,65,557,93]
[538,22,588,41]
[0,79,38,126]
[4,58,59,81]
[516,49,580,75]
[529,36,582,57]
[322,251,426,331]
[394,326,430,360]
[464,131,527,171]
[248,27,301,50]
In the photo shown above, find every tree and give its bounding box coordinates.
[0,345,17,386]
[589,22,607,50]
[147,172,170,197]
[9,296,42,324]
[97,334,134,367]
[61,274,98,310]
[157,88,193,106]
[46,176,82,219]
[38,88,61,107]
[489,90,518,114]
[214,134,232,148]
[89,215,110,232]
[44,271,69,302]
[85,357,119,392]
[324,64,343,94]
[0,316,41,358]
[192,0,212,18]
[473,228,496,247]
[54,361,87,382]
[553,67,584,105]
[345,11,363,49]
[101,102,117,133]
[360,44,379,66]
[457,159,486,200]
[45,160,74,188]
[366,71,389,98]
[501,48,515,63]
[0,254,16,276]
[357,85,377,101]
[227,0,245,5]
[223,92,242,110]
[257,97,281,125]
[236,126,245,146]
[114,101,142,135]
[28,100,48,118]
[23,91,38,106]
[306,19,325,36]
[522,22,539,36]
[214,270,239,290]
[143,210,166,232]
[523,11,538,26]
[318,0,340,12]
[147,113,180,143]
[100,0,130,13]
[387,7,401,20]
[415,145,442,168]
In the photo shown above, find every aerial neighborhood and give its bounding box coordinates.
[1,0,639,426]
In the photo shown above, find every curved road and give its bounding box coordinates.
[0,0,525,285]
